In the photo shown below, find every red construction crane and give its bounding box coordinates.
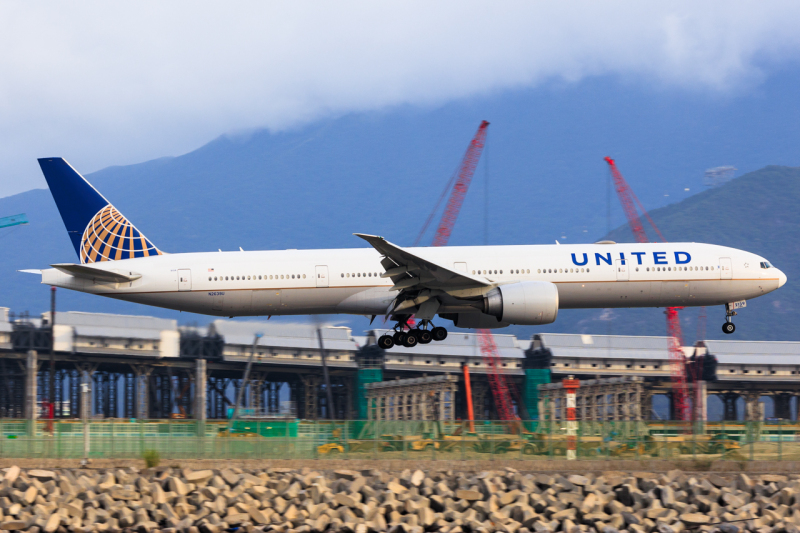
[415,121,490,246]
[421,120,517,425]
[604,157,691,424]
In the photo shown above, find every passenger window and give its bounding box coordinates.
[500,270,503,274]
[472,270,476,274]
[586,268,590,272]
[208,277,211,281]
[559,269,562,273]
[538,269,541,274]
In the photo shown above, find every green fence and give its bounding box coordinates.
[0,419,796,461]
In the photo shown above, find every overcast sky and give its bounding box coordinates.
[1,1,800,197]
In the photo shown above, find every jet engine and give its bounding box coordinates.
[483,281,559,325]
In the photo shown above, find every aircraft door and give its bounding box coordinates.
[315,265,329,287]
[720,258,732,280]
[615,259,629,281]
[178,269,192,291]
[453,262,467,273]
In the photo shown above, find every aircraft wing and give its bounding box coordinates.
[50,263,142,283]
[354,233,489,291]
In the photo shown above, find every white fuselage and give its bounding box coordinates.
[40,242,786,321]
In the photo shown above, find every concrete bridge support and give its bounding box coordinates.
[195,359,207,432]
[26,350,37,429]
[722,392,739,421]
[774,393,793,420]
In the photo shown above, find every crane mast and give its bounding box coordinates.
[423,120,517,424]
[604,157,691,424]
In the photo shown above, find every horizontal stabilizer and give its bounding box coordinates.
[18,269,42,275]
[50,263,142,283]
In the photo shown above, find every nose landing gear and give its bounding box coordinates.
[722,303,737,334]
[377,319,448,349]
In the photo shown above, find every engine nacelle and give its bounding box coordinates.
[483,281,559,326]
[444,313,510,329]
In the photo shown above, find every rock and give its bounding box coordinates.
[247,506,270,525]
[220,470,240,487]
[334,470,359,481]
[660,486,675,507]
[567,475,589,487]
[225,513,248,525]
[186,471,214,485]
[456,490,483,501]
[23,487,36,505]
[335,493,357,508]
[97,473,115,491]
[737,474,755,492]
[168,477,188,496]
[0,521,26,531]
[27,471,55,481]
[681,513,710,525]
[3,468,20,484]
[109,487,138,500]
[388,482,407,494]
[411,471,425,487]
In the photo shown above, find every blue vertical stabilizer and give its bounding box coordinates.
[38,158,161,263]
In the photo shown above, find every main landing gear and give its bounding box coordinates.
[377,319,448,349]
[722,303,737,335]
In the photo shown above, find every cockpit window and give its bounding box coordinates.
[760,261,773,269]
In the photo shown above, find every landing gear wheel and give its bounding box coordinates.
[403,331,418,348]
[431,327,448,341]
[378,335,395,349]
[417,329,433,344]
[722,322,735,334]
[393,331,406,345]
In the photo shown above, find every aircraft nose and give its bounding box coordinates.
[778,269,787,288]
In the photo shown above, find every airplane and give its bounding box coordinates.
[26,158,786,349]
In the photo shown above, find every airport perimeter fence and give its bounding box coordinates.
[0,418,799,461]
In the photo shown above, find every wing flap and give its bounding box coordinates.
[50,263,142,283]
[355,233,489,290]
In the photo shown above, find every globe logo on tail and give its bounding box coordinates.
[80,205,162,264]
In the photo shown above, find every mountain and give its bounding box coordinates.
[526,165,800,342]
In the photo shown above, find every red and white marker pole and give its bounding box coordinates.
[563,375,580,461]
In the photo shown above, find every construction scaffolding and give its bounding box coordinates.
[538,376,645,423]
[366,375,458,421]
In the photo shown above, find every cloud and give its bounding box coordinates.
[1,1,800,196]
